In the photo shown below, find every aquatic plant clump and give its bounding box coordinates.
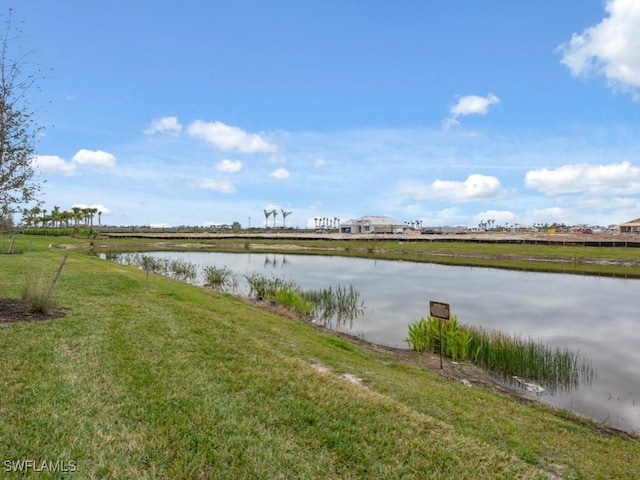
[202,265,237,293]
[300,284,365,328]
[405,316,471,361]
[468,326,595,393]
[244,273,364,327]
[273,288,316,318]
[107,253,197,281]
[168,259,197,281]
[244,273,298,301]
[405,316,595,393]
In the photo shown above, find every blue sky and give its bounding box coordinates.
[12,0,640,228]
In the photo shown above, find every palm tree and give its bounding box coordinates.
[80,208,92,226]
[71,207,82,227]
[263,209,271,228]
[61,210,73,228]
[281,209,292,228]
[27,207,41,227]
[51,206,60,228]
[88,207,98,227]
[98,211,102,226]
[271,209,278,229]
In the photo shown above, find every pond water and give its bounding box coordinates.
[121,251,640,434]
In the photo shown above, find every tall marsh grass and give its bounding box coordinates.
[406,316,594,393]
[301,284,365,327]
[109,253,197,281]
[273,288,317,318]
[468,325,595,393]
[202,265,237,293]
[245,273,364,326]
[168,259,197,281]
[244,273,297,300]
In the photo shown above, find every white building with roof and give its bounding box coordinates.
[339,215,405,234]
[619,218,640,234]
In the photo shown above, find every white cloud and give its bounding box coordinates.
[398,174,506,203]
[72,149,117,168]
[215,159,243,173]
[72,203,111,215]
[313,157,327,167]
[475,210,517,227]
[144,116,183,137]
[194,179,236,193]
[525,161,640,195]
[444,93,500,128]
[32,155,77,176]
[558,0,640,99]
[32,151,117,175]
[188,120,277,153]
[269,168,290,179]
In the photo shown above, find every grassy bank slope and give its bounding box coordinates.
[1,239,639,478]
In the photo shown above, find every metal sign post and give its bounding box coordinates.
[430,301,450,369]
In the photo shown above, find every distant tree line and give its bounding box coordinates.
[313,216,340,230]
[21,206,102,228]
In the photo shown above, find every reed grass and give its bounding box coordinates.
[168,259,197,281]
[301,284,365,328]
[273,288,316,317]
[244,273,364,326]
[108,253,197,281]
[202,265,237,293]
[406,316,594,392]
[468,326,595,393]
[244,273,297,300]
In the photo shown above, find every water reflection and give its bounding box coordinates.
[107,251,640,433]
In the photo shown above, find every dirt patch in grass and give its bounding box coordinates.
[0,298,66,324]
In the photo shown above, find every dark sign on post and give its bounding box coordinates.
[429,301,450,369]
[429,301,450,320]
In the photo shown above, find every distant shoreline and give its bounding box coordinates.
[99,230,640,248]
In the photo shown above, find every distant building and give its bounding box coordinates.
[339,215,405,234]
[618,218,640,234]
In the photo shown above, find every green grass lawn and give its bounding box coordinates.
[1,235,639,478]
